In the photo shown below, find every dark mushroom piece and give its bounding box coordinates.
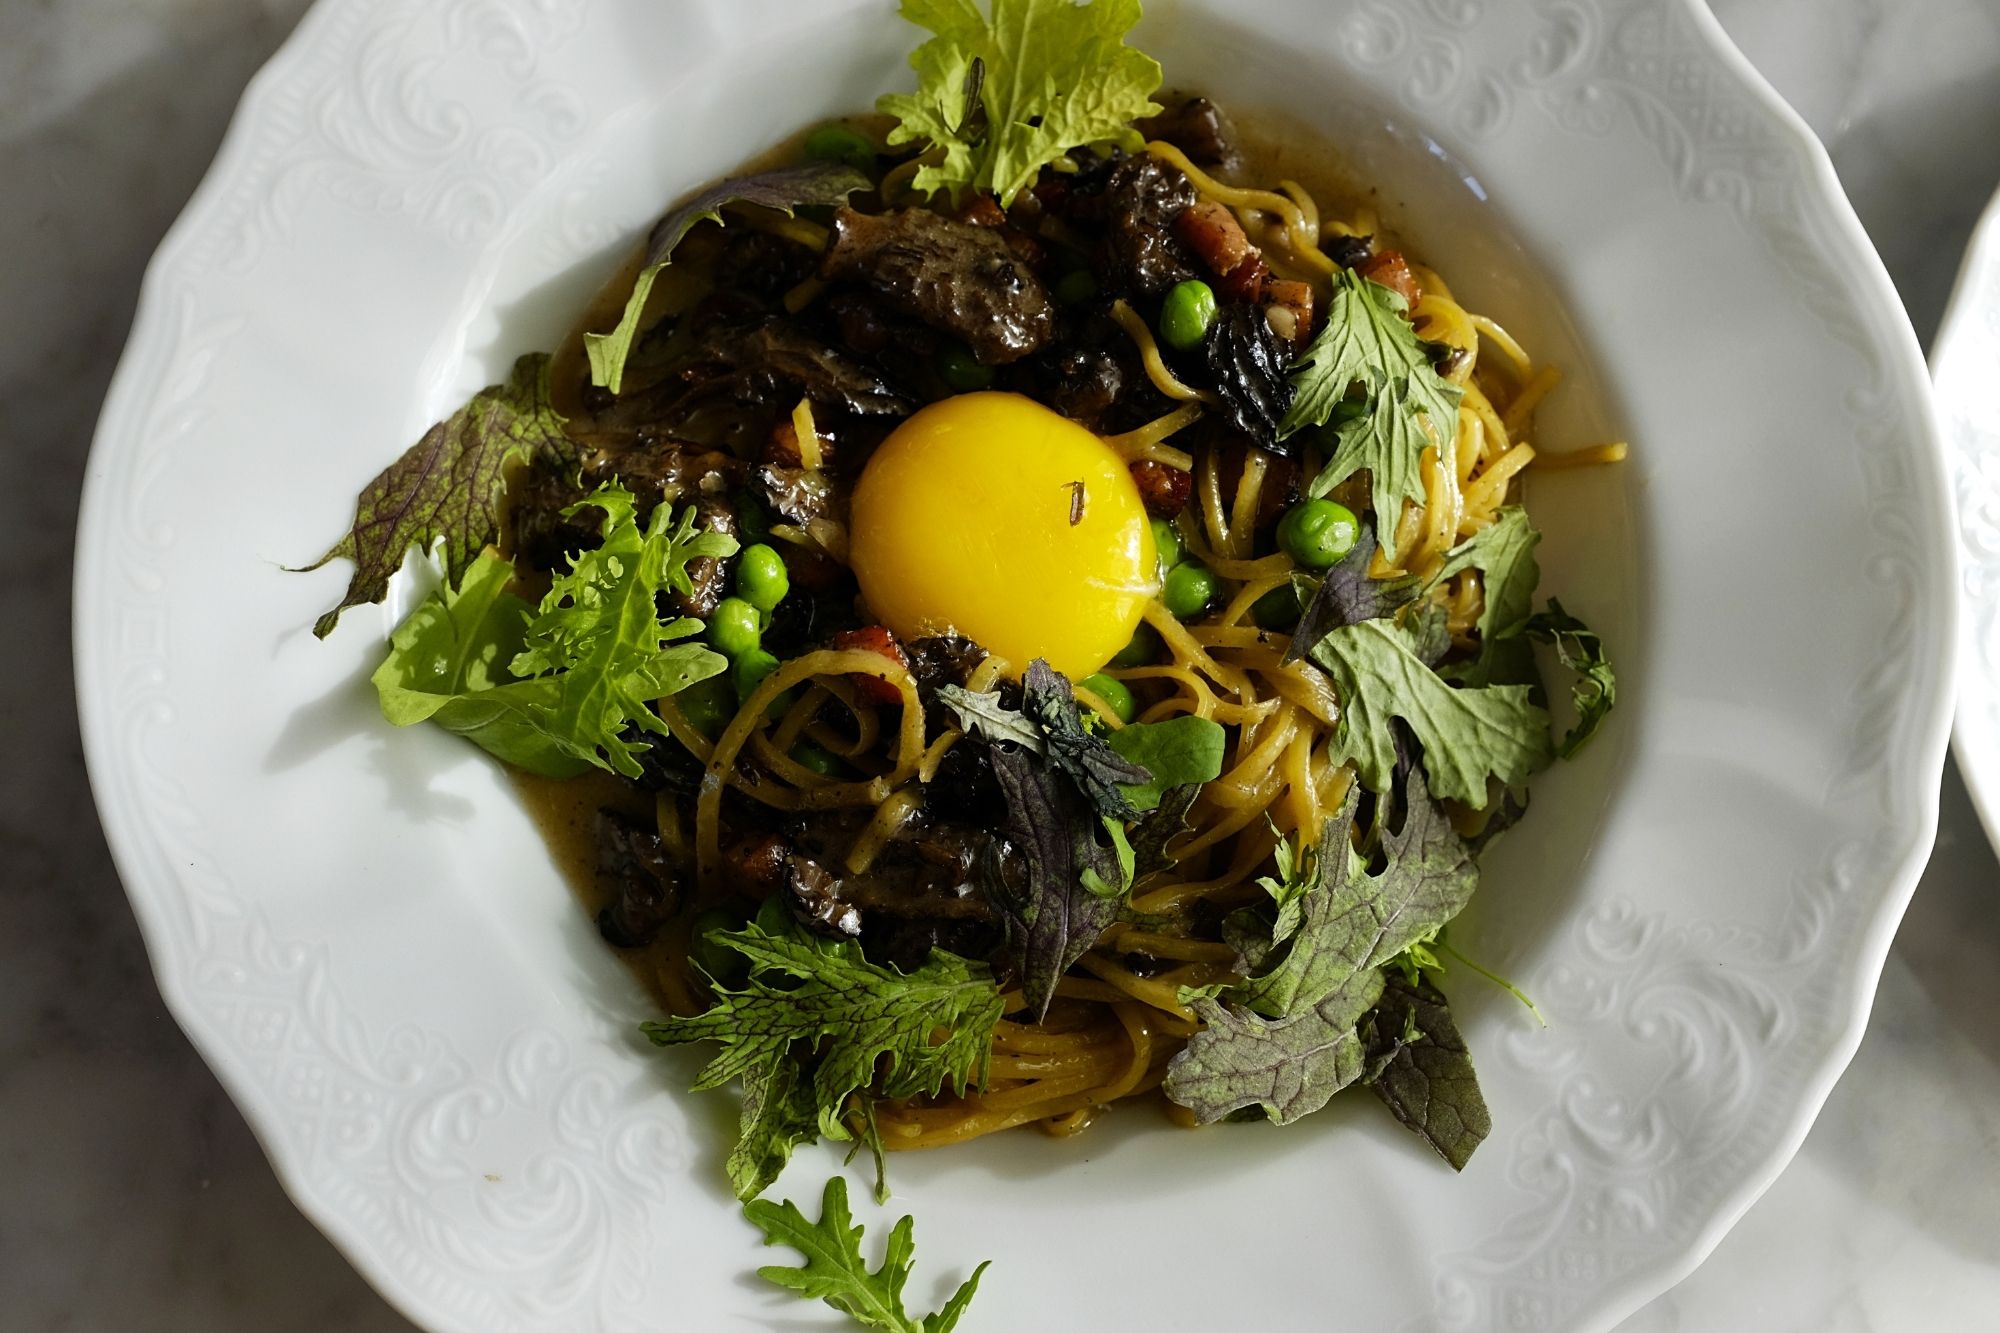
[820,206,1056,365]
[595,809,679,948]
[1096,155,1200,297]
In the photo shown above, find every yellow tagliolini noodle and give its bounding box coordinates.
[627,157,1624,1151]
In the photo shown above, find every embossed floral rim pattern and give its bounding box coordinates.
[74,1,1955,1330]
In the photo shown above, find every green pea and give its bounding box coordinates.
[708,597,763,660]
[1277,499,1361,570]
[790,741,846,777]
[733,647,780,702]
[1150,517,1184,580]
[1054,269,1098,306]
[1251,582,1303,631]
[1109,623,1164,668]
[734,543,789,614]
[1162,561,1218,619]
[1158,279,1218,352]
[675,673,736,739]
[935,342,994,392]
[731,648,801,723]
[802,123,878,175]
[690,906,751,989]
[1077,673,1137,724]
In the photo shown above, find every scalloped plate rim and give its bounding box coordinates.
[1937,181,2000,856]
[71,0,1958,1329]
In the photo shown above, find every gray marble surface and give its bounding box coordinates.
[7,0,2000,1328]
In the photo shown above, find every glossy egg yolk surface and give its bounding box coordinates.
[850,392,1158,680]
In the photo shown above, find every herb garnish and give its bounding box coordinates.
[1282,521,1414,665]
[1163,771,1480,1129]
[1309,616,1551,807]
[1526,598,1616,757]
[879,0,1164,207]
[1429,506,1541,686]
[745,1176,990,1333]
[947,662,1224,1016]
[643,909,1004,1201]
[302,353,574,638]
[1279,270,1465,556]
[982,744,1132,1019]
[1020,660,1150,820]
[1358,972,1492,1170]
[371,483,733,779]
[935,684,1046,753]
[1104,714,1228,813]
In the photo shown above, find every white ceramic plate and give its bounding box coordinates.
[75,1,1954,1329]
[1938,184,2000,857]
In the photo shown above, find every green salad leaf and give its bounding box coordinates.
[1427,507,1542,688]
[1432,507,1540,645]
[1163,772,1479,1126]
[302,353,575,638]
[642,914,1004,1199]
[586,163,870,393]
[1359,972,1491,1170]
[370,483,733,780]
[508,486,735,777]
[1229,777,1476,1023]
[1526,598,1617,758]
[878,0,1164,208]
[370,549,587,777]
[1309,617,1551,807]
[1105,714,1226,813]
[745,1177,990,1333]
[1279,271,1463,554]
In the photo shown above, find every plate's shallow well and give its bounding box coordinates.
[76,1,1953,1329]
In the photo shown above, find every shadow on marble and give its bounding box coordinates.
[1896,764,2000,1069]
[1792,762,2000,1274]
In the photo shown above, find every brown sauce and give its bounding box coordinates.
[513,767,648,937]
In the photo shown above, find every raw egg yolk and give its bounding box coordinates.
[850,392,1158,679]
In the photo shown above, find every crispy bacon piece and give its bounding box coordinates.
[1360,249,1422,309]
[1174,199,1269,304]
[955,194,1008,228]
[1215,254,1269,304]
[1129,459,1194,518]
[831,626,910,705]
[1173,199,1255,275]
[723,832,790,897]
[1264,279,1315,345]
